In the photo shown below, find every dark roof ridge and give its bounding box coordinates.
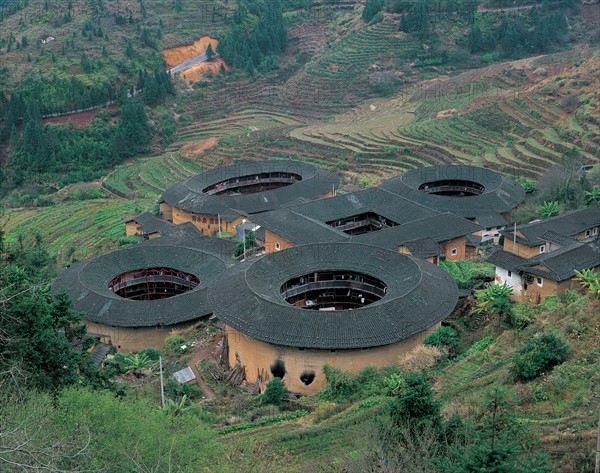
[375,186,444,214]
[285,207,349,237]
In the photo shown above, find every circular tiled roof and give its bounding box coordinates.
[53,244,236,327]
[379,165,525,219]
[208,243,458,349]
[161,160,340,218]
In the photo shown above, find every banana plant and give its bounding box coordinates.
[539,201,560,219]
[584,187,600,207]
[574,268,600,298]
[475,282,513,314]
[162,395,191,416]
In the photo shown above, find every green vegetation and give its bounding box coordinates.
[513,332,571,381]
[441,260,495,289]
[424,326,460,358]
[574,268,600,297]
[6,101,151,192]
[218,0,288,72]
[475,283,513,314]
[0,1,598,471]
[539,200,561,219]
[261,377,289,406]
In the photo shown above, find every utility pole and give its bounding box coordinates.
[595,411,600,473]
[159,356,165,409]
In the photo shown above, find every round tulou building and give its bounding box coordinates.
[53,238,236,352]
[380,165,525,242]
[208,242,458,394]
[160,160,340,236]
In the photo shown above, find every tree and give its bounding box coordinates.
[400,0,430,39]
[538,148,584,210]
[584,187,600,207]
[574,268,600,297]
[125,39,134,58]
[0,265,87,391]
[123,352,153,377]
[0,391,96,471]
[362,0,383,23]
[206,43,215,61]
[436,386,551,472]
[475,283,513,314]
[513,332,570,381]
[234,230,257,257]
[467,24,483,53]
[388,372,441,429]
[261,377,288,406]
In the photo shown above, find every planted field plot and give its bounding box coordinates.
[103,153,210,198]
[168,109,306,153]
[287,50,600,178]
[176,17,421,126]
[282,18,421,108]
[2,199,152,267]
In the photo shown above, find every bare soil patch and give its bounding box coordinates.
[179,137,219,159]
[179,58,229,82]
[42,105,118,128]
[163,36,218,69]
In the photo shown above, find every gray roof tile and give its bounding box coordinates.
[208,243,458,349]
[160,160,340,220]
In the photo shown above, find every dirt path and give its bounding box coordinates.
[478,3,542,12]
[187,352,216,400]
[185,332,225,400]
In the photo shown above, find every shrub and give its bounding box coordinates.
[508,303,537,330]
[164,334,186,353]
[387,372,440,429]
[398,345,442,372]
[423,326,460,357]
[322,365,359,401]
[440,260,495,289]
[138,347,162,361]
[513,332,570,381]
[261,377,288,406]
[538,295,560,312]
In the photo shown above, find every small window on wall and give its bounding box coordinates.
[539,245,545,254]
[585,230,591,238]
[507,270,512,278]
[593,227,598,236]
[275,242,281,251]
[450,248,458,256]
[536,277,543,287]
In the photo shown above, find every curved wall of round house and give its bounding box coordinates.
[225,324,440,394]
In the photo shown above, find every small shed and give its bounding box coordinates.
[172,367,196,385]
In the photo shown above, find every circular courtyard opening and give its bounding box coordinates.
[280,270,387,310]
[108,268,200,301]
[418,179,485,196]
[202,172,303,196]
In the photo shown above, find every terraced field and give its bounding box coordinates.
[285,49,600,180]
[102,152,214,198]
[2,199,152,267]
